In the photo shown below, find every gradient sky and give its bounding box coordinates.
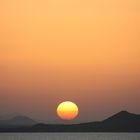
[0,0,140,122]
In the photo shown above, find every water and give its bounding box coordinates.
[0,133,140,140]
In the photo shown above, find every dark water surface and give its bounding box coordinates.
[0,133,140,140]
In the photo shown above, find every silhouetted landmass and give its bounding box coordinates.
[0,111,140,132]
[0,116,36,128]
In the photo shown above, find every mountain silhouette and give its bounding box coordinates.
[0,116,37,128]
[99,111,140,132]
[0,111,140,132]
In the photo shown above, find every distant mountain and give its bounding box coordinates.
[0,116,37,128]
[0,113,21,120]
[100,111,140,132]
[0,111,140,132]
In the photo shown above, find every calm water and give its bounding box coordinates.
[0,133,140,140]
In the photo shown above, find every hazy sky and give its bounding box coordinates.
[0,0,140,122]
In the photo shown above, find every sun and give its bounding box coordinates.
[57,101,79,120]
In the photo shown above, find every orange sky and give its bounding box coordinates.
[0,0,140,122]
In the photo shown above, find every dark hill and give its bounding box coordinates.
[0,116,37,128]
[0,111,140,132]
[100,111,140,132]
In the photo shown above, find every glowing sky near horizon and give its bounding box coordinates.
[0,0,140,122]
